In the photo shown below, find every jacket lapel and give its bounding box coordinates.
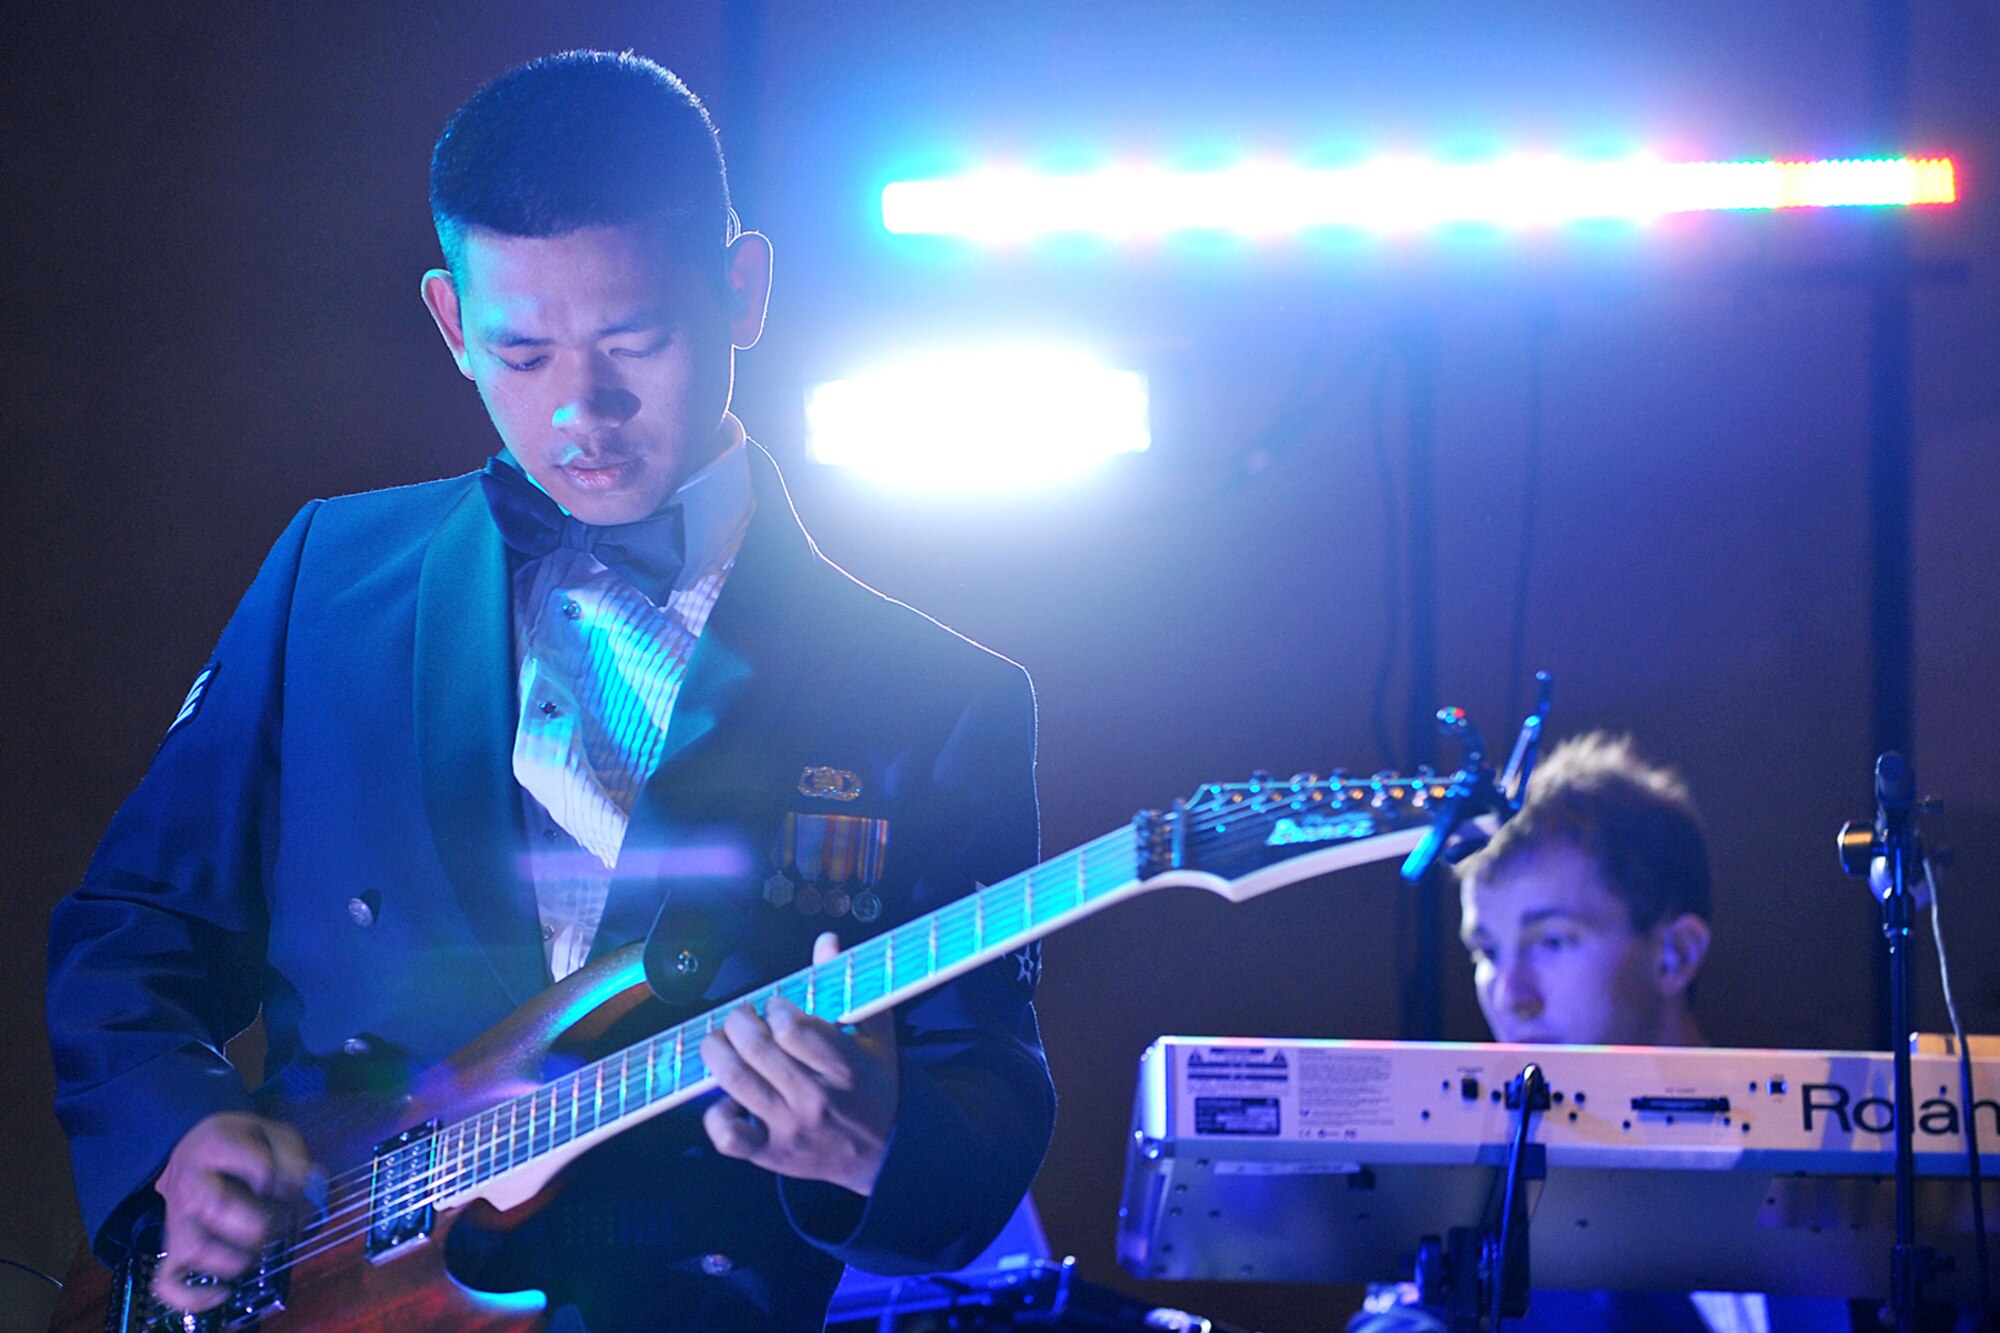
[594,445,836,965]
[413,482,549,1006]
[656,443,823,776]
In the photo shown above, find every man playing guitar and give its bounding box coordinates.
[47,50,1055,1333]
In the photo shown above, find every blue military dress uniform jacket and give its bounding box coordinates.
[47,444,1056,1331]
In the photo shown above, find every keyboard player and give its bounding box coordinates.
[1355,733,1855,1332]
[1456,731,1711,1052]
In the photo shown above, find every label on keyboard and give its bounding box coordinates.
[1195,1096,1281,1135]
[1298,1049,1395,1130]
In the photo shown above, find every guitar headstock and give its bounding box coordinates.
[1140,771,1451,883]
[1128,687,1549,894]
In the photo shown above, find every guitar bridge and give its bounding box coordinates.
[223,1244,290,1324]
[113,1232,290,1331]
[367,1119,441,1262]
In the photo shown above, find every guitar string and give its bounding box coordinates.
[290,845,1043,1211]
[296,836,1094,1233]
[291,823,1130,1215]
[226,797,1414,1288]
[234,827,1147,1284]
[242,792,1413,1298]
[247,796,1404,1278]
[250,859,1121,1282]
[252,797,1396,1275]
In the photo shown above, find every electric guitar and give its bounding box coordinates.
[53,770,1462,1332]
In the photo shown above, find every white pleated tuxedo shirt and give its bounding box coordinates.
[509,418,754,980]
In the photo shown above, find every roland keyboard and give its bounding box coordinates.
[1118,1038,1998,1299]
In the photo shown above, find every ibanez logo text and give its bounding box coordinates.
[1264,814,1378,847]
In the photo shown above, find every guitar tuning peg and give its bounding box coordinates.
[1289,772,1320,788]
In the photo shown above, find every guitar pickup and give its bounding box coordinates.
[367,1119,442,1262]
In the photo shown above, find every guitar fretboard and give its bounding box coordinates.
[407,824,1145,1205]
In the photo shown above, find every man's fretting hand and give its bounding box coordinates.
[700,931,899,1196]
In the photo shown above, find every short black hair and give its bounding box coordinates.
[1457,732,1712,931]
[429,50,735,277]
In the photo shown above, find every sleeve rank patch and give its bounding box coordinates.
[165,660,219,740]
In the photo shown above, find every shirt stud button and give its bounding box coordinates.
[342,1037,371,1057]
[539,700,561,718]
[700,1253,734,1276]
[561,598,582,620]
[346,894,378,927]
[541,922,556,941]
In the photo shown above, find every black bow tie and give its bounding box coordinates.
[479,456,687,604]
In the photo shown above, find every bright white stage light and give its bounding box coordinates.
[806,347,1150,490]
[881,156,1958,240]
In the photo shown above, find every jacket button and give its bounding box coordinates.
[342,1037,371,1056]
[700,1253,734,1276]
[347,894,378,927]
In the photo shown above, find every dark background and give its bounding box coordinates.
[5,4,1998,1330]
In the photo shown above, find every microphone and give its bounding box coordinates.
[1836,751,1932,907]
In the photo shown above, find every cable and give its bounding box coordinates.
[874,1276,908,1333]
[1504,312,1550,726]
[1368,339,1427,1044]
[1369,343,1402,773]
[0,1255,62,1288]
[1926,855,1993,1325]
[1490,1065,1547,1330]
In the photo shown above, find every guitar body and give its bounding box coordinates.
[51,944,660,1333]
[50,767,1471,1332]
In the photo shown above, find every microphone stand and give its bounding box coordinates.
[1838,752,1935,1330]
[1390,678,1551,1329]
[1401,674,1551,885]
